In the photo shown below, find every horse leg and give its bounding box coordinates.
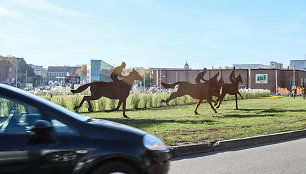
[83,96,101,112]
[161,91,184,104]
[74,96,87,111]
[235,94,239,110]
[122,99,129,118]
[115,99,123,111]
[216,93,226,109]
[214,97,219,106]
[194,99,203,115]
[207,99,218,113]
[238,91,244,99]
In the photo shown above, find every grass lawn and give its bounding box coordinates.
[84,97,306,146]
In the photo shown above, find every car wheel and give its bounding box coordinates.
[92,161,138,174]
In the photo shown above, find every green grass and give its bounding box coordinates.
[84,97,306,146]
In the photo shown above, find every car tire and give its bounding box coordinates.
[92,161,138,174]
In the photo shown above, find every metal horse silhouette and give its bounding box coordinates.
[215,69,244,109]
[161,72,220,115]
[195,68,224,105]
[71,68,143,118]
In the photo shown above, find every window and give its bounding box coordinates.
[0,96,42,134]
[50,118,79,135]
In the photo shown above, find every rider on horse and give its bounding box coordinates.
[230,67,236,83]
[195,68,207,84]
[111,62,126,82]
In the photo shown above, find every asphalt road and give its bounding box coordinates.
[169,137,306,174]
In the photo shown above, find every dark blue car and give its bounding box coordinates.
[0,84,170,174]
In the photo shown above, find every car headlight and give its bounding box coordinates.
[143,134,168,151]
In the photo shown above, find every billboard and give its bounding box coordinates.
[256,74,268,84]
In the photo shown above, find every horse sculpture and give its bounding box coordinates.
[215,74,244,110]
[71,69,143,118]
[161,73,220,115]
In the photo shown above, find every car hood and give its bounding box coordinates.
[86,118,147,139]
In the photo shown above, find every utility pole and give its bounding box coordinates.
[143,70,146,88]
[26,69,28,84]
[159,69,162,89]
[293,65,296,89]
[15,59,18,88]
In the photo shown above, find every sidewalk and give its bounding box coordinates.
[170,129,306,158]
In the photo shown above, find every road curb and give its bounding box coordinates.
[169,129,306,158]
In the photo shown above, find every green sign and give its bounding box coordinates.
[256,74,268,84]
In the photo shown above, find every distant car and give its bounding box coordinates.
[24,87,32,91]
[0,84,170,174]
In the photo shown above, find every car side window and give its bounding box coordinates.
[48,114,80,135]
[0,95,42,134]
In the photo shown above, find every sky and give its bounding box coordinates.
[1,0,306,69]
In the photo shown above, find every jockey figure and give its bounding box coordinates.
[195,68,207,84]
[111,62,126,82]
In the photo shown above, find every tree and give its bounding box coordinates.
[17,58,37,86]
[76,64,87,84]
[76,64,87,76]
[139,69,152,87]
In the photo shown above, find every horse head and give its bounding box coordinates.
[218,77,224,86]
[237,74,243,83]
[212,72,220,79]
[207,72,220,87]
[130,68,143,81]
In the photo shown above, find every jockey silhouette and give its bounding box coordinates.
[230,67,236,83]
[111,62,126,82]
[195,68,207,84]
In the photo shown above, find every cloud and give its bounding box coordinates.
[0,6,25,20]
[2,0,87,17]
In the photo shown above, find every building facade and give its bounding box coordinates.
[89,60,114,82]
[151,67,306,93]
[47,66,81,82]
[0,59,12,84]
[32,65,44,76]
[0,56,24,85]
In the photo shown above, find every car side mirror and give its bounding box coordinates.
[27,120,58,145]
[31,120,53,134]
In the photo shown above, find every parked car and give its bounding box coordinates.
[0,84,170,174]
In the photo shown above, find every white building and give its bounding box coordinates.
[233,64,270,69]
[270,61,283,69]
[32,65,43,76]
[290,60,306,71]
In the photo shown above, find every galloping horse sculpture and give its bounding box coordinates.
[71,69,143,118]
[215,74,244,110]
[161,73,220,115]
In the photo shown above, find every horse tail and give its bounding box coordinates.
[161,82,180,89]
[71,83,91,94]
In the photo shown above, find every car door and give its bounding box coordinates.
[0,94,75,174]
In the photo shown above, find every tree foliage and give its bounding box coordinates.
[76,64,87,77]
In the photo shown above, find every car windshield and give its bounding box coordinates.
[1,85,88,122]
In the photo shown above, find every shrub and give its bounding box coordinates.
[98,98,106,111]
[108,99,117,110]
[147,95,153,108]
[131,95,141,109]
